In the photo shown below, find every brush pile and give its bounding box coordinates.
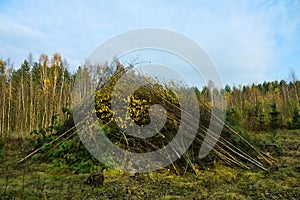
[20,65,276,175]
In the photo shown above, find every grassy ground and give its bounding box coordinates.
[0,130,299,200]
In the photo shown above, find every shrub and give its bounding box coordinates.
[0,139,4,160]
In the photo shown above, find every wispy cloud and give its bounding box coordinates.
[0,14,45,40]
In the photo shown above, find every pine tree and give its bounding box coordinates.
[269,103,282,130]
[257,110,267,131]
[226,106,241,126]
[290,107,300,129]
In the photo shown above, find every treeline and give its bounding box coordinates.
[0,53,299,138]
[0,53,73,137]
[224,79,300,131]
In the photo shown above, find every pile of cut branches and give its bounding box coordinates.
[19,66,276,175]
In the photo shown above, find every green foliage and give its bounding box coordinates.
[288,107,300,129]
[269,103,282,130]
[0,139,4,159]
[31,135,106,174]
[265,143,283,156]
[226,106,241,126]
[29,113,107,174]
[29,115,62,147]
[229,134,243,149]
[225,84,231,93]
[228,126,253,149]
[257,111,267,131]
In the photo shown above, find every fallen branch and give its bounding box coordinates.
[17,125,76,164]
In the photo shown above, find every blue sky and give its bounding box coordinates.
[1,0,300,86]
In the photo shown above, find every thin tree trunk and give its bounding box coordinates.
[7,68,12,136]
